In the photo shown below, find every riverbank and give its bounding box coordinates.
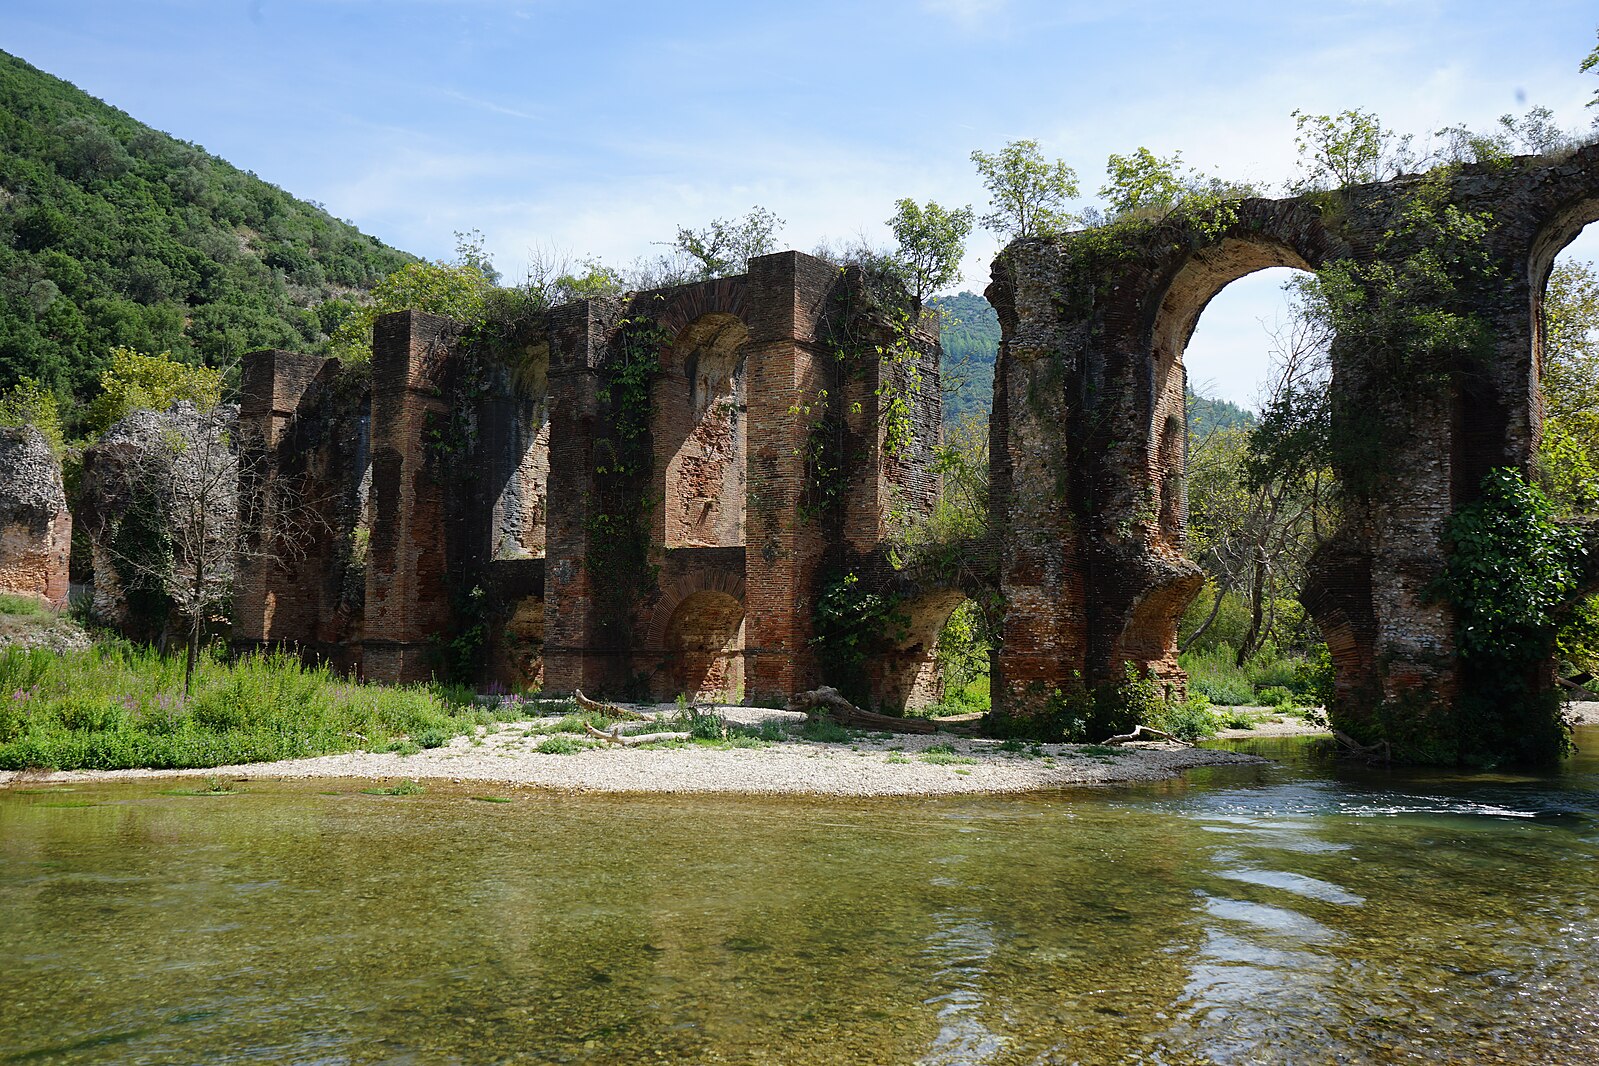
[0,706,1266,796]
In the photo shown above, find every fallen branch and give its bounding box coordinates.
[1333,729,1391,763]
[573,689,649,721]
[584,723,691,747]
[1102,724,1185,746]
[784,686,938,734]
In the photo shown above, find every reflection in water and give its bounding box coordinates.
[1,728,1598,1063]
[918,908,1004,1066]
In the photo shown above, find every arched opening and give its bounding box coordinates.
[870,589,991,715]
[1531,206,1599,688]
[662,589,745,702]
[654,313,748,548]
[1143,242,1333,713]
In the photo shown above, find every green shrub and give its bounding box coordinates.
[1255,685,1298,709]
[1218,708,1256,730]
[1152,696,1219,741]
[0,593,45,617]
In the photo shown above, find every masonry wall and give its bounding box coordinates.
[0,425,70,609]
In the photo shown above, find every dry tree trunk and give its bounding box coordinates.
[583,723,691,746]
[572,689,649,721]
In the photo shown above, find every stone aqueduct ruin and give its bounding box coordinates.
[227,146,1599,750]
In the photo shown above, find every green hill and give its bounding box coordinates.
[1187,390,1256,437]
[933,291,999,425]
[0,50,415,408]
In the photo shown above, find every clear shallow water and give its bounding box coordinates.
[2,731,1598,1064]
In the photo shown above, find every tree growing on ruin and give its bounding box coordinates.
[970,139,1078,238]
[1099,147,1185,218]
[669,207,784,281]
[1289,109,1414,192]
[886,198,973,303]
[105,404,325,694]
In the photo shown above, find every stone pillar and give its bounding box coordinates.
[234,349,335,648]
[985,250,1092,717]
[541,299,616,693]
[743,251,838,700]
[0,426,70,609]
[362,311,461,683]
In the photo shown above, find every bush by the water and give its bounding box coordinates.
[0,644,524,770]
[1179,642,1328,707]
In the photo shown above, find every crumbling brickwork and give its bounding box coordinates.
[237,251,944,705]
[0,425,70,608]
[988,143,1599,756]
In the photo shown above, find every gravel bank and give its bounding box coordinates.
[0,707,1266,797]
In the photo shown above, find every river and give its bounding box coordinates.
[2,728,1597,1064]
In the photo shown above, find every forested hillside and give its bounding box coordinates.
[0,51,414,404]
[932,290,1257,434]
[934,291,999,424]
[1188,391,1255,437]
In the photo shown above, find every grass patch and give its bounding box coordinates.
[885,753,911,764]
[799,718,853,744]
[0,644,533,772]
[535,735,594,755]
[0,594,45,618]
[920,743,977,766]
[362,780,425,796]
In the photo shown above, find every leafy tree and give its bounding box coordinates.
[1437,107,1573,164]
[325,260,495,364]
[969,139,1079,238]
[1100,147,1185,218]
[886,198,973,303]
[0,377,63,454]
[86,347,224,437]
[1538,258,1599,514]
[1289,109,1413,191]
[553,259,626,301]
[668,207,784,282]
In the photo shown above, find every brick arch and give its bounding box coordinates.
[645,569,747,648]
[649,278,751,343]
[869,586,972,713]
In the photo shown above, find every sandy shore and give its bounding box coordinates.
[0,707,1267,797]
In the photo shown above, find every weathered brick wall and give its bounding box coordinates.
[234,252,948,706]
[235,349,367,669]
[362,311,463,683]
[0,425,70,608]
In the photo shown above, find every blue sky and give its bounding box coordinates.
[7,0,1599,407]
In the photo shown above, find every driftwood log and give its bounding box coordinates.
[784,686,938,735]
[583,723,691,747]
[1102,724,1185,746]
[1333,729,1392,763]
[572,689,649,721]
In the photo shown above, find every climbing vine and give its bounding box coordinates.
[1440,468,1585,766]
[810,571,908,707]
[585,315,668,621]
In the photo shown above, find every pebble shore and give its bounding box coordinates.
[0,707,1268,797]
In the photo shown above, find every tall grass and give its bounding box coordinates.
[1179,642,1325,707]
[0,644,523,771]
